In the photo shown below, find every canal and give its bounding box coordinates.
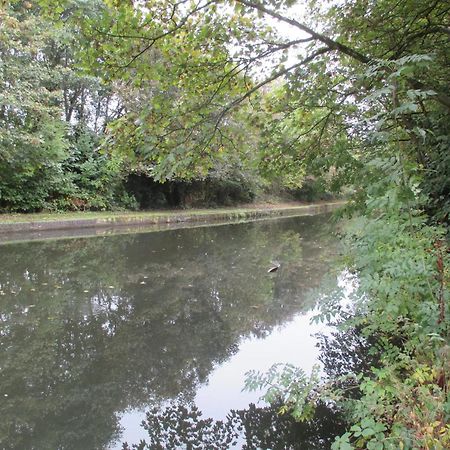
[0,213,344,449]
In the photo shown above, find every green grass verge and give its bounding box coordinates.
[0,203,340,224]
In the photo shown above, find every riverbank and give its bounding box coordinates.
[0,201,344,243]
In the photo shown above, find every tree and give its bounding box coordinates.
[0,6,70,211]
[0,1,136,211]
[64,0,449,188]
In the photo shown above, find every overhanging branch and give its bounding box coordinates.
[233,0,450,111]
[213,46,332,131]
[234,0,371,64]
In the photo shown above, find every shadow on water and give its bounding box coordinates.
[0,214,342,449]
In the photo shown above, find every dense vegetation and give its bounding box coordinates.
[0,0,330,212]
[1,0,449,448]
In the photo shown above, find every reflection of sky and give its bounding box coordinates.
[114,266,357,449]
[115,309,328,449]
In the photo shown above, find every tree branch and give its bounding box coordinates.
[234,0,371,64]
[214,46,332,127]
[234,0,450,111]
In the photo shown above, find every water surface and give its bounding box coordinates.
[0,214,341,449]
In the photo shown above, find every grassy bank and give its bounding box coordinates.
[0,201,345,242]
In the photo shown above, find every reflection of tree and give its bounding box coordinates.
[239,401,345,450]
[0,215,336,448]
[122,403,240,450]
[121,400,346,450]
[317,322,381,400]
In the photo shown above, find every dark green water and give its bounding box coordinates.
[0,214,343,449]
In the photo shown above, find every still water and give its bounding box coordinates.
[0,214,344,449]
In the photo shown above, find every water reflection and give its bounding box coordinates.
[121,400,345,450]
[0,215,337,449]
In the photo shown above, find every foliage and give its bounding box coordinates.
[0,8,70,211]
[74,0,266,182]
[0,3,134,211]
[64,126,137,210]
[245,364,323,421]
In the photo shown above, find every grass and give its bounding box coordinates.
[0,202,336,224]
